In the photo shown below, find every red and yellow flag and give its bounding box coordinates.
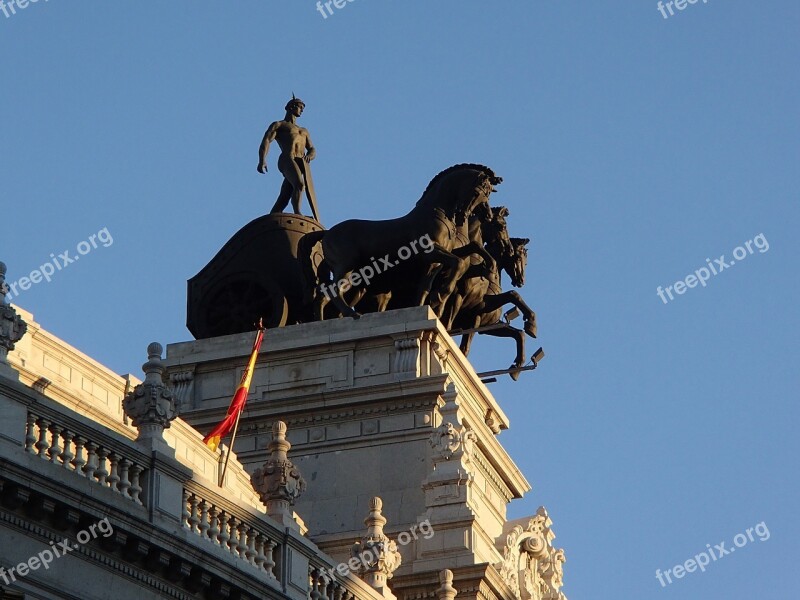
[203,327,265,452]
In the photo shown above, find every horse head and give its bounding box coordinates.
[482,206,512,260]
[503,237,530,288]
[417,164,502,226]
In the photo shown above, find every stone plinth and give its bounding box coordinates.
[167,306,530,580]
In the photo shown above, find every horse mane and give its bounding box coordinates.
[416,163,501,206]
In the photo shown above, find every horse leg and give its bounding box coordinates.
[328,271,362,319]
[415,264,443,307]
[440,288,466,331]
[459,316,480,356]
[479,325,526,380]
[376,291,392,312]
[481,291,537,338]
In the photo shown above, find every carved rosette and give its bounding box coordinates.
[122,343,178,440]
[497,507,567,600]
[0,262,27,365]
[351,497,402,586]
[251,421,306,524]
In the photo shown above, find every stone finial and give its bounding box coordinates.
[123,343,178,441]
[251,421,307,528]
[437,570,457,600]
[351,496,402,593]
[0,262,28,375]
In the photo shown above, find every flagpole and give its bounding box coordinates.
[218,319,264,488]
[219,408,245,487]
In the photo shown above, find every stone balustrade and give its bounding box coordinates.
[23,409,145,504]
[182,486,279,578]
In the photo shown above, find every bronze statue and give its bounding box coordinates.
[257,96,321,222]
[439,207,536,378]
[299,164,501,320]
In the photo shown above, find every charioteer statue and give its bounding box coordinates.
[257,95,321,223]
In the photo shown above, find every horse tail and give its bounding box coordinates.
[298,229,327,304]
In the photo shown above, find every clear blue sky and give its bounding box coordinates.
[2,1,798,597]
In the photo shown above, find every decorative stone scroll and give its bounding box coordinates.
[497,507,567,600]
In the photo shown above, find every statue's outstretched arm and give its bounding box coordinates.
[257,122,279,173]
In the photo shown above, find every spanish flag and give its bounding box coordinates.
[203,326,265,452]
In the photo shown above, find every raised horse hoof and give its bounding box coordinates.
[524,320,537,338]
[509,363,523,381]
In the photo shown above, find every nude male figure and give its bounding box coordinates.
[257,96,320,222]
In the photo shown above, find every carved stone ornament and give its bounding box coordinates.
[122,343,178,440]
[497,507,567,600]
[429,384,476,463]
[351,497,402,582]
[251,421,306,505]
[0,262,28,363]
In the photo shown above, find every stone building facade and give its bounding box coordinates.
[0,285,567,599]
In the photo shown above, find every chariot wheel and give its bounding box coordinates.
[200,274,288,337]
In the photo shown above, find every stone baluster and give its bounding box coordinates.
[198,500,210,540]
[236,522,249,559]
[226,516,240,555]
[35,417,50,459]
[262,537,276,578]
[48,423,62,464]
[60,429,75,471]
[207,506,220,545]
[129,464,143,505]
[245,528,257,565]
[218,511,231,551]
[107,452,120,491]
[187,494,200,533]
[24,414,37,454]
[83,441,98,480]
[95,447,109,485]
[181,490,191,528]
[118,458,131,498]
[72,436,87,475]
[309,568,323,600]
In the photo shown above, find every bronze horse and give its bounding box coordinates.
[439,208,537,379]
[299,164,502,319]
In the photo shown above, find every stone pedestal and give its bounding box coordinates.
[166,306,557,600]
